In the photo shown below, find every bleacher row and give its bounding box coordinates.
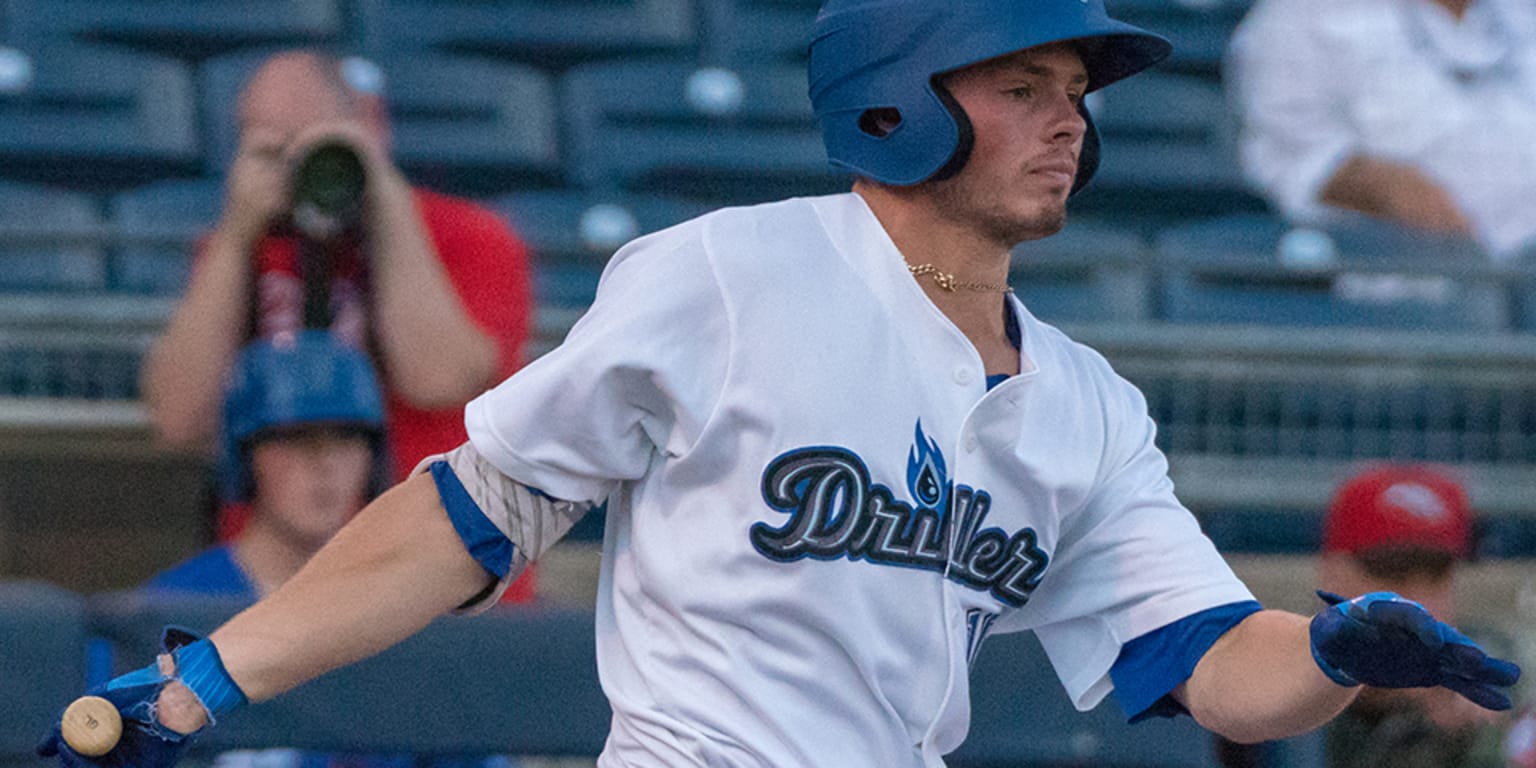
[4,581,1318,768]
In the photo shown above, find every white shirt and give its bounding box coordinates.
[464,193,1253,767]
[1227,0,1536,260]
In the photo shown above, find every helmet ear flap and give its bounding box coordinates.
[925,77,975,184]
[1072,102,1100,195]
[908,81,1100,194]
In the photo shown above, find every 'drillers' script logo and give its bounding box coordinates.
[750,422,1049,608]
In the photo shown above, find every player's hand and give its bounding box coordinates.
[1309,590,1521,710]
[38,628,245,768]
[35,677,193,768]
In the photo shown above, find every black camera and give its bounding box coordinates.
[290,140,367,241]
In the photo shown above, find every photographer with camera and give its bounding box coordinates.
[142,50,535,599]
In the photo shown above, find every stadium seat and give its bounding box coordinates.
[498,188,711,268]
[202,51,560,196]
[0,182,108,291]
[700,0,820,65]
[4,0,344,62]
[0,583,87,760]
[1075,72,1264,222]
[495,189,710,357]
[1510,251,1536,334]
[563,58,849,206]
[109,178,222,294]
[1104,0,1253,79]
[89,593,610,755]
[0,44,199,189]
[355,0,696,70]
[1010,219,1154,323]
[951,630,1219,767]
[1155,213,1509,331]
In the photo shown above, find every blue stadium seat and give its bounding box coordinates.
[1155,214,1509,330]
[951,630,1218,767]
[563,59,849,206]
[4,0,344,61]
[109,178,222,294]
[202,51,560,196]
[1010,219,1153,323]
[88,593,610,755]
[0,182,108,291]
[498,188,710,266]
[700,0,820,65]
[494,190,709,361]
[355,0,696,70]
[1076,72,1264,221]
[1104,0,1253,78]
[0,582,87,757]
[0,44,199,189]
[1511,249,1536,333]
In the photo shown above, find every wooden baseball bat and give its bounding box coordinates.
[61,695,122,757]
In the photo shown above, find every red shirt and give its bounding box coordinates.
[211,188,537,602]
[243,187,531,477]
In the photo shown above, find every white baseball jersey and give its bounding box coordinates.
[461,192,1254,767]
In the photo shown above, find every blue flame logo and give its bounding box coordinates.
[906,421,948,510]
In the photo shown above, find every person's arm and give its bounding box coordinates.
[140,128,290,446]
[1319,155,1472,235]
[325,126,499,409]
[153,471,493,734]
[1175,610,1356,743]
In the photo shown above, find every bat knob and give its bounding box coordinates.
[62,695,123,757]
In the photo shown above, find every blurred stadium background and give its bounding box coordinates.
[2,0,1534,765]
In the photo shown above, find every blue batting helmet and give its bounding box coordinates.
[808,0,1172,190]
[220,331,388,503]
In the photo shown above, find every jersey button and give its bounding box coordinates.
[954,367,974,386]
[964,435,978,452]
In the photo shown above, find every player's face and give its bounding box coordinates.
[925,43,1089,246]
[249,427,372,551]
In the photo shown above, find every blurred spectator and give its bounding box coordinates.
[146,332,386,599]
[141,49,533,482]
[146,331,523,768]
[139,50,536,600]
[1217,464,1513,768]
[1316,464,1508,768]
[1226,0,1536,261]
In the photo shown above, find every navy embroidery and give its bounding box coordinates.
[751,422,1050,608]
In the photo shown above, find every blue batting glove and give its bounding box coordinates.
[37,627,248,768]
[1310,590,1521,710]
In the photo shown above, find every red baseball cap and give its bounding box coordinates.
[1322,465,1474,559]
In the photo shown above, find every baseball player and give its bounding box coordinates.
[145,330,389,601]
[41,1,1519,767]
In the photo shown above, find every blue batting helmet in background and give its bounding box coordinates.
[220,330,388,503]
[808,0,1172,190]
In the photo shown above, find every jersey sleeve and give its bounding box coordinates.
[1013,372,1255,713]
[463,224,731,504]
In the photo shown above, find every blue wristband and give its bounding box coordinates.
[172,639,248,723]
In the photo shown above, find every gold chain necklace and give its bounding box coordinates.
[906,263,1012,294]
